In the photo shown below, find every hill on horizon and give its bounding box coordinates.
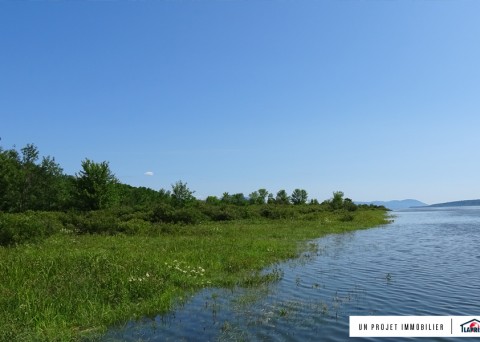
[428,199,480,207]
[356,199,428,210]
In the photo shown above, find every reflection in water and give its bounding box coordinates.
[105,207,480,341]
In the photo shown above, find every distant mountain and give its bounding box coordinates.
[428,199,480,207]
[356,199,428,210]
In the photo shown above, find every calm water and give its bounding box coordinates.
[105,207,480,341]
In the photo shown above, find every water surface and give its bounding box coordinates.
[105,207,480,341]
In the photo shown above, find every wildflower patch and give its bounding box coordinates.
[165,260,206,279]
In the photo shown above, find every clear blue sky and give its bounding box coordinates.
[1,0,479,204]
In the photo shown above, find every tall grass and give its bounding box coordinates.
[0,208,389,341]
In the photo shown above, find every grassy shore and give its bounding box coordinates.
[0,208,389,341]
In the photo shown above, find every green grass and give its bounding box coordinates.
[0,208,389,341]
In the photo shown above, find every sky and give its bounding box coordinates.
[1,0,479,204]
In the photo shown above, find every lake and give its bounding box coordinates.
[105,207,480,341]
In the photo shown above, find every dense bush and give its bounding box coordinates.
[74,211,122,235]
[205,206,238,221]
[0,211,65,245]
[201,204,257,221]
[150,203,176,223]
[339,213,355,222]
[173,207,204,224]
[259,205,296,220]
[118,218,153,235]
[150,203,205,224]
[107,206,151,222]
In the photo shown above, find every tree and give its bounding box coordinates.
[18,144,40,211]
[249,189,269,205]
[114,183,167,208]
[21,143,39,165]
[343,198,358,211]
[231,193,247,206]
[248,191,260,204]
[275,190,290,204]
[205,195,220,205]
[75,159,118,210]
[158,188,171,202]
[330,191,344,210]
[221,192,232,203]
[171,180,195,207]
[0,147,21,211]
[35,156,65,210]
[257,188,269,204]
[267,193,275,204]
[291,189,308,205]
[0,143,66,211]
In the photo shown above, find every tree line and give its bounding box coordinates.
[0,143,366,214]
[0,143,386,246]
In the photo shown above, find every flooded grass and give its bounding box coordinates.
[0,209,388,341]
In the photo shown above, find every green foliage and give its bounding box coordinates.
[173,207,204,224]
[115,184,165,208]
[324,192,358,211]
[291,189,308,205]
[267,193,275,204]
[75,159,118,211]
[150,202,204,225]
[221,192,231,203]
[73,210,122,235]
[275,190,290,204]
[221,192,248,206]
[331,191,344,209]
[258,189,269,204]
[231,193,248,206]
[249,188,269,205]
[150,203,176,223]
[259,205,295,219]
[339,212,355,222]
[0,147,21,211]
[248,191,260,204]
[200,204,243,221]
[171,181,195,207]
[0,212,65,245]
[0,144,67,212]
[35,156,67,210]
[205,195,221,205]
[119,218,156,235]
[343,198,358,211]
[18,144,40,211]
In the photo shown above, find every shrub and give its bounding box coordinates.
[0,211,65,245]
[205,196,221,205]
[118,218,152,235]
[201,205,242,221]
[339,213,355,222]
[76,211,122,234]
[173,207,204,224]
[150,203,204,225]
[259,206,295,220]
[150,203,175,223]
[343,198,358,212]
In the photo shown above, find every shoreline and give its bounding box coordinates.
[0,208,389,341]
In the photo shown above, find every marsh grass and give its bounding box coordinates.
[0,209,388,341]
